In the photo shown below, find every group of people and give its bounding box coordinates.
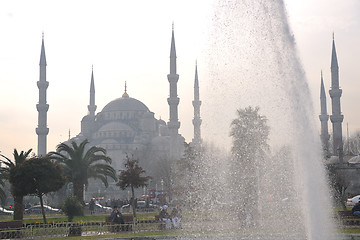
[159,205,182,229]
[109,203,182,231]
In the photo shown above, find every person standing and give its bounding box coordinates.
[89,198,95,215]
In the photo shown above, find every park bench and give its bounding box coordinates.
[338,210,356,218]
[0,220,23,239]
[105,215,133,232]
[337,211,360,226]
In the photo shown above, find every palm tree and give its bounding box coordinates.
[0,149,32,220]
[48,139,117,204]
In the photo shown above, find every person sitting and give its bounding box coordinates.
[352,202,360,217]
[170,205,182,228]
[159,205,172,229]
[110,206,125,231]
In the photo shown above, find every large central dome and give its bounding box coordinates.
[101,97,149,113]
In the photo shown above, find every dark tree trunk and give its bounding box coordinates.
[39,194,47,224]
[13,195,23,221]
[131,185,136,222]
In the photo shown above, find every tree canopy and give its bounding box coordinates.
[14,157,65,223]
[48,139,117,204]
[230,106,270,160]
[117,154,151,220]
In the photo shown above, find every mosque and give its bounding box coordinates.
[36,28,202,200]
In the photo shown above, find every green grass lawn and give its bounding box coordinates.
[0,211,158,224]
[2,210,360,238]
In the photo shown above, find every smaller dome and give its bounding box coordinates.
[157,119,166,125]
[98,122,132,132]
[81,115,92,122]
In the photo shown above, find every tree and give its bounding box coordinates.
[173,143,202,206]
[344,131,360,155]
[62,195,83,222]
[14,157,66,223]
[0,149,32,220]
[326,164,350,210]
[230,106,270,159]
[48,139,117,204]
[117,154,151,221]
[229,106,270,225]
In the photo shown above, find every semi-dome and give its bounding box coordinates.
[101,97,149,113]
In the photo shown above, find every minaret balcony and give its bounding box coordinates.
[88,105,97,113]
[36,127,49,135]
[37,81,49,89]
[329,89,342,98]
[167,98,180,105]
[330,114,344,123]
[319,114,329,121]
[167,74,179,83]
[36,103,49,112]
[167,121,180,129]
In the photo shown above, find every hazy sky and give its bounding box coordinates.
[0,0,359,158]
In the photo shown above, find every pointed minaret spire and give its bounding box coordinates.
[39,32,47,66]
[192,61,202,146]
[170,23,177,75]
[331,34,339,88]
[167,24,181,159]
[88,65,97,117]
[319,71,330,154]
[329,35,344,159]
[36,33,49,156]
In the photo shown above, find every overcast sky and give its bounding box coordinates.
[0,0,359,158]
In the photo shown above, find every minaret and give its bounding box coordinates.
[88,66,97,117]
[36,33,49,156]
[81,67,97,138]
[167,24,180,159]
[319,71,330,154]
[192,62,202,146]
[329,35,344,158]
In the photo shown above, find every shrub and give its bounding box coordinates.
[62,195,83,222]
